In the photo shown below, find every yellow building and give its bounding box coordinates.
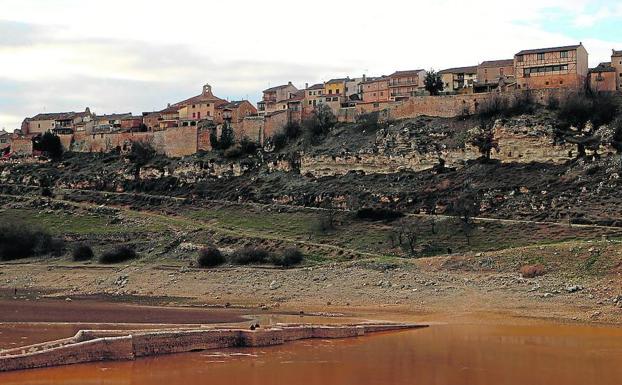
[324,78,348,96]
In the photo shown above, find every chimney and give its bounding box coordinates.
[167,103,171,108]
[305,83,309,89]
[362,74,366,82]
[288,81,292,86]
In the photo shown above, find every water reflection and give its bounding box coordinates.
[1,322,621,385]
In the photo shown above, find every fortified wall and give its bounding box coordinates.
[355,89,574,122]
[69,126,204,157]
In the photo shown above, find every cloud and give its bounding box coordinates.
[0,0,621,130]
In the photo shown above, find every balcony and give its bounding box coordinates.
[389,81,418,87]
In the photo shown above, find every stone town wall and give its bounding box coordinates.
[58,134,73,151]
[197,128,212,152]
[349,89,575,123]
[72,132,155,153]
[237,117,264,143]
[161,126,198,157]
[71,128,198,158]
[263,111,289,139]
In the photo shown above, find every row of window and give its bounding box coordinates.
[517,50,570,62]
[524,64,569,75]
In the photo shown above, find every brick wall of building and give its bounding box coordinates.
[10,138,33,155]
[263,110,289,139]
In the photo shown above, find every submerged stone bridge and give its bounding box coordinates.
[0,323,426,372]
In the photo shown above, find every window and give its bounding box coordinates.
[336,89,340,94]
[560,81,564,85]
[560,51,568,58]
[537,53,545,60]
[328,90,333,95]
[517,55,524,62]
[380,92,384,96]
[192,112,196,118]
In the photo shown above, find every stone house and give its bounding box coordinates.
[514,43,588,90]
[158,105,180,130]
[215,100,257,124]
[24,108,93,135]
[121,116,144,131]
[303,83,325,117]
[176,84,228,124]
[588,62,617,92]
[93,113,133,132]
[258,82,298,115]
[439,66,478,93]
[361,76,390,104]
[0,129,10,153]
[475,59,515,92]
[388,70,426,101]
[345,77,365,101]
[612,49,622,91]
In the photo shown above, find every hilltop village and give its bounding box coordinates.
[3,43,622,158]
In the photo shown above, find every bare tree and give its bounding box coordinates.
[452,185,480,245]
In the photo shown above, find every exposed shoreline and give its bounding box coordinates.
[1,258,621,327]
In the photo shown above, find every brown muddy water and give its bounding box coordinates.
[1,305,622,385]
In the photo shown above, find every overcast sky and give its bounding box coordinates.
[1,0,621,131]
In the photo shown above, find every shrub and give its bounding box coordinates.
[99,246,137,264]
[126,141,155,166]
[223,145,243,158]
[557,93,619,130]
[32,132,63,161]
[230,247,271,265]
[312,210,336,234]
[303,104,337,144]
[197,247,225,267]
[356,112,385,131]
[0,224,59,261]
[356,207,404,222]
[520,264,546,278]
[284,121,302,139]
[271,133,287,151]
[72,244,94,261]
[219,123,235,150]
[239,138,258,154]
[271,248,304,267]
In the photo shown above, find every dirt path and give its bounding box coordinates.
[5,183,622,231]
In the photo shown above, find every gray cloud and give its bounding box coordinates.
[0,20,351,130]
